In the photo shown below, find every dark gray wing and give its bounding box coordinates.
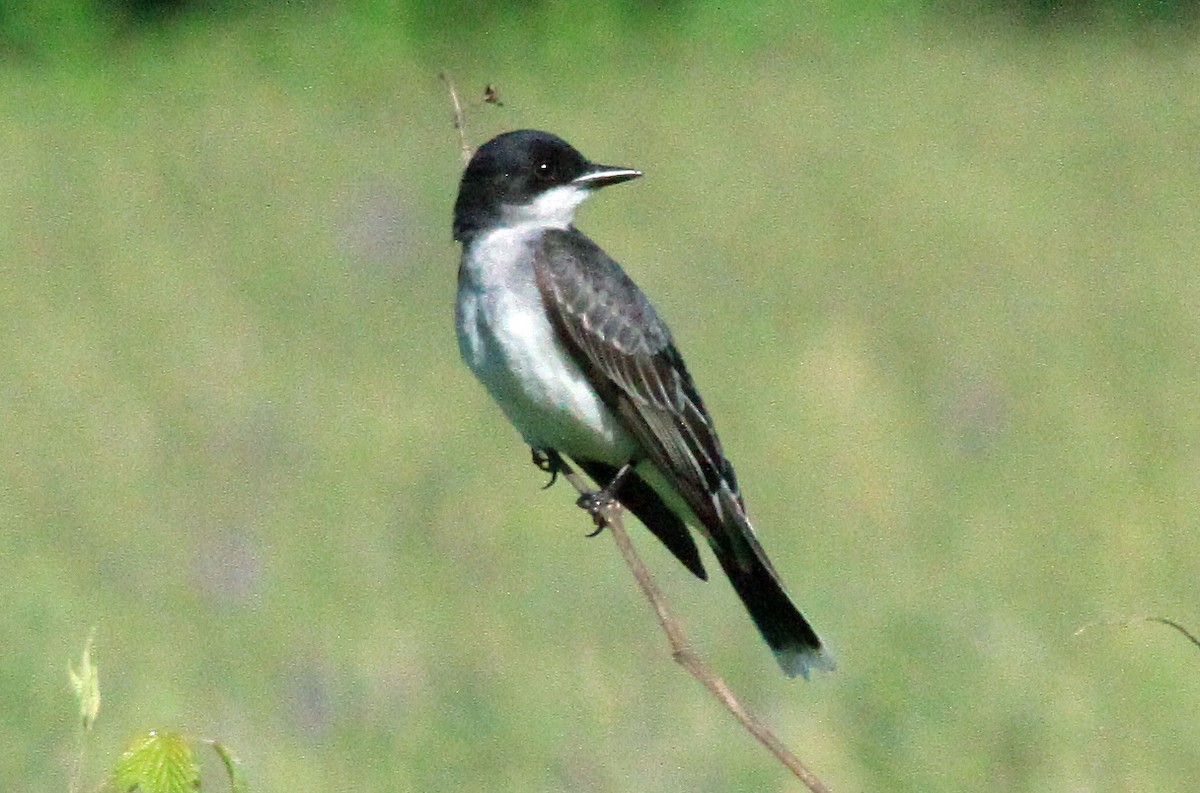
[533,228,831,678]
[532,228,760,571]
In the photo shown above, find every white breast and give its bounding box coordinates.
[455,226,637,464]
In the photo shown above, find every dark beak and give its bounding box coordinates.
[572,163,642,189]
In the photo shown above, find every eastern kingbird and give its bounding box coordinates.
[453,129,833,679]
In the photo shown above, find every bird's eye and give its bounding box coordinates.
[535,161,555,182]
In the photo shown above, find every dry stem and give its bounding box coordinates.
[555,460,833,793]
[1076,614,1200,654]
[439,72,472,165]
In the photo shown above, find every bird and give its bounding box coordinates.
[453,129,833,679]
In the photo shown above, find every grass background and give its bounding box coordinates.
[4,4,1200,791]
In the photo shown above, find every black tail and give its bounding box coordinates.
[714,549,834,679]
[579,459,832,678]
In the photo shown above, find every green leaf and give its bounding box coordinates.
[112,731,199,793]
[209,740,249,793]
[67,628,100,731]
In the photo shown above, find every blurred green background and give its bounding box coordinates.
[4,1,1200,791]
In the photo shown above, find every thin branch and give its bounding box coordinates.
[556,458,834,793]
[1076,614,1200,655]
[439,72,472,166]
[1146,616,1200,651]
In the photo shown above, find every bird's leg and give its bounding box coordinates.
[577,460,636,536]
[531,447,565,489]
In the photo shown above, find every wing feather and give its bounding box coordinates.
[532,228,741,543]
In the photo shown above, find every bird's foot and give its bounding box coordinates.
[575,490,616,536]
[573,459,636,536]
[530,447,563,490]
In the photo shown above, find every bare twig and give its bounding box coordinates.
[1076,614,1200,655]
[555,458,833,793]
[439,72,472,166]
[1146,616,1200,651]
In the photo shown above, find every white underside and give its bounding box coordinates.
[456,222,638,464]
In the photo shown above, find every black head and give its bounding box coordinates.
[452,130,641,242]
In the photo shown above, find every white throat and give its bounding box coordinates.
[499,184,590,231]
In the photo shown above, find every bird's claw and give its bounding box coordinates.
[530,448,561,489]
[575,491,614,536]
